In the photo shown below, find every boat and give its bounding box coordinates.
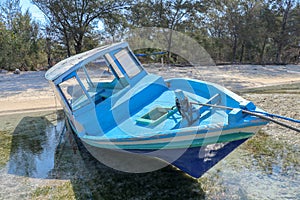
[45,42,268,178]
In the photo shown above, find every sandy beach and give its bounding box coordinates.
[0,64,300,115]
[0,64,299,199]
[0,71,59,116]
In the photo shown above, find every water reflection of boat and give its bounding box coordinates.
[8,113,64,178]
[45,42,268,178]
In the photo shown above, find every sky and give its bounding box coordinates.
[18,0,104,29]
[20,0,46,24]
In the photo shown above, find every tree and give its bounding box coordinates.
[0,0,47,70]
[127,0,207,63]
[102,13,129,43]
[204,0,299,64]
[32,0,130,56]
[270,0,299,63]
[256,4,278,64]
[0,0,21,29]
[206,0,245,63]
[288,2,300,63]
[269,0,291,63]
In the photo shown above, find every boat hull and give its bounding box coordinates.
[79,134,248,178]
[66,119,261,178]
[137,138,248,178]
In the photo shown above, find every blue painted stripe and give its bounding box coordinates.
[83,132,255,150]
[81,121,266,143]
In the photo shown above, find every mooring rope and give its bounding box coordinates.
[190,102,300,133]
[249,110,300,123]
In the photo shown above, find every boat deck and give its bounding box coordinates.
[96,90,228,140]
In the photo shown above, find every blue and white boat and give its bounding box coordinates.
[45,42,268,178]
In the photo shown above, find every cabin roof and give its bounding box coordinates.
[45,42,128,81]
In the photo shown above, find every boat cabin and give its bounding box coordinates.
[46,42,169,136]
[47,43,146,110]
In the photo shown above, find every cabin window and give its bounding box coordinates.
[78,57,115,90]
[103,53,129,88]
[58,77,90,111]
[114,48,142,78]
[104,53,124,79]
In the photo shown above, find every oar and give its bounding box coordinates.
[190,102,300,133]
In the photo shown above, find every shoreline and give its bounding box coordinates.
[0,64,299,115]
[0,106,62,116]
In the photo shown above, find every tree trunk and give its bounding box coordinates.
[259,37,267,64]
[276,43,283,64]
[232,35,238,63]
[74,33,84,54]
[276,0,292,64]
[74,40,82,54]
[239,41,245,63]
[65,38,71,57]
[62,29,71,57]
[167,29,173,64]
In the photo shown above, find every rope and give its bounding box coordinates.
[135,52,166,57]
[190,102,300,133]
[250,110,300,123]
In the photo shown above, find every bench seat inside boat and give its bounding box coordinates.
[86,77,128,104]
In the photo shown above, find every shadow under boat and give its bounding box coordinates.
[133,139,248,178]
[67,127,206,199]
[67,116,249,178]
[81,135,248,178]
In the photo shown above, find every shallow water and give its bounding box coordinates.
[0,111,65,199]
[199,131,300,199]
[0,111,299,199]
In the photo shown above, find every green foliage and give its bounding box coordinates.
[1,0,299,70]
[0,0,47,71]
[32,0,129,56]
[0,131,12,167]
[31,182,76,199]
[124,0,299,64]
[127,0,207,63]
[203,0,300,64]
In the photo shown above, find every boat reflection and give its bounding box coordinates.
[7,112,64,178]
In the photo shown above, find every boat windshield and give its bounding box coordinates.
[114,48,143,78]
[77,56,116,90]
[58,77,90,111]
[58,47,143,109]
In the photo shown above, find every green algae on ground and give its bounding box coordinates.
[0,131,12,167]
[242,130,300,174]
[197,128,300,199]
[238,82,300,94]
[31,181,75,200]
